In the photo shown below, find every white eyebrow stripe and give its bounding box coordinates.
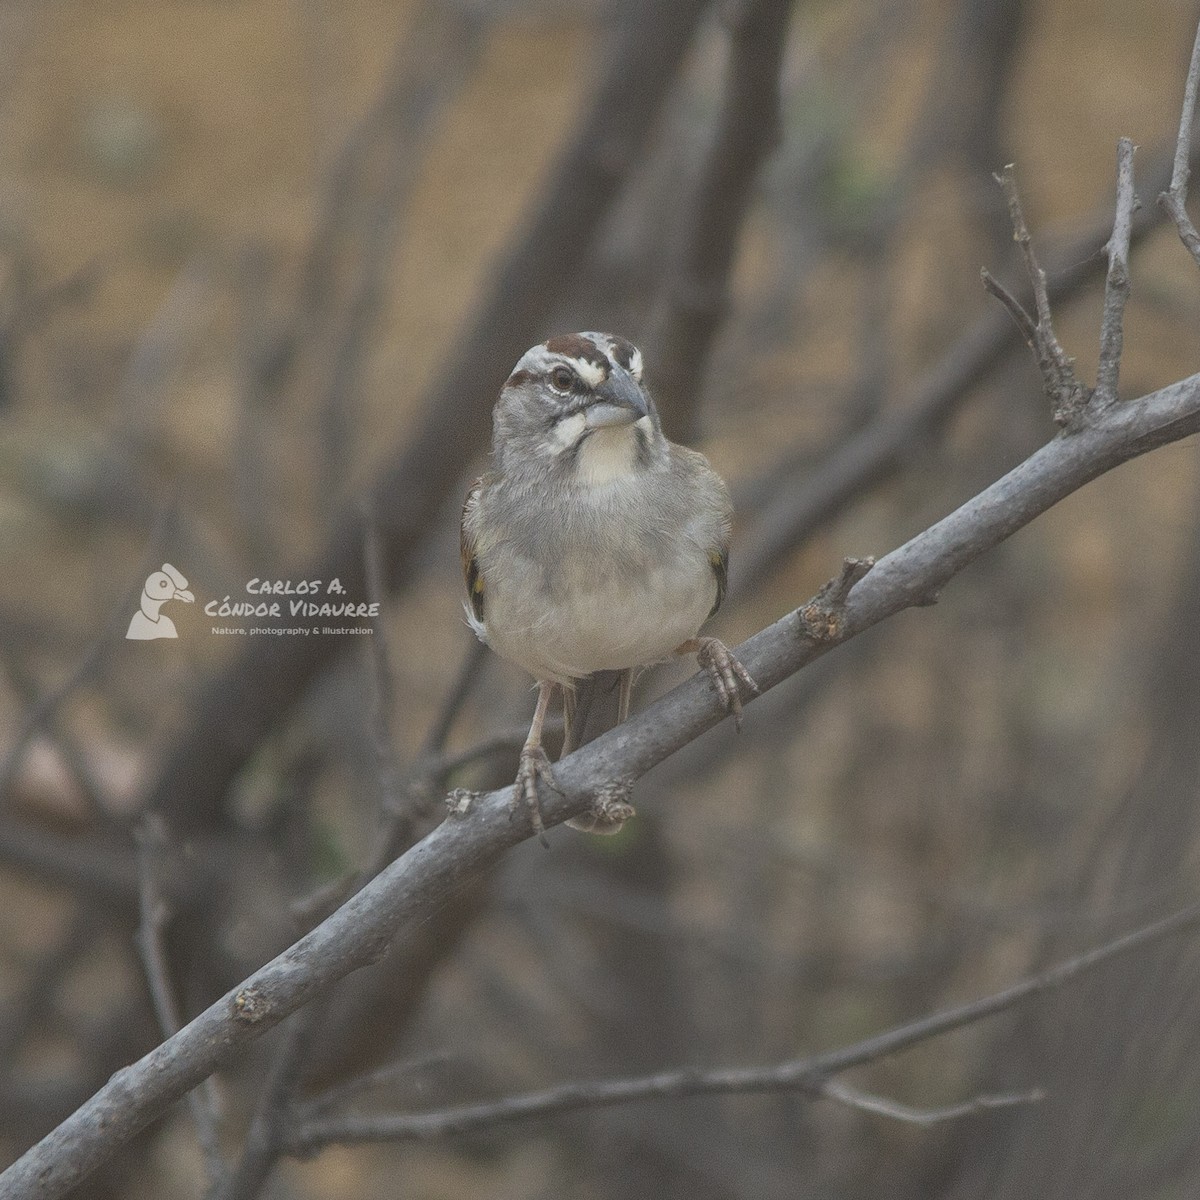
[628,346,643,380]
[569,357,606,388]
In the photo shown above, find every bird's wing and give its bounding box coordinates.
[669,443,732,622]
[708,546,728,620]
[460,477,485,623]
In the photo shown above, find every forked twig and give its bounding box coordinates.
[1159,15,1200,266]
[982,165,1091,425]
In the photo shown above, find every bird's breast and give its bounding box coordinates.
[482,533,716,683]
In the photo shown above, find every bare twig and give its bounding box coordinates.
[281,896,1200,1152]
[135,819,225,1187]
[988,165,1091,425]
[1095,138,1137,405]
[734,138,1191,598]
[7,362,1200,1199]
[286,1064,1037,1149]
[818,1081,1043,1127]
[281,898,1200,1150]
[299,1049,459,1118]
[1159,14,1200,266]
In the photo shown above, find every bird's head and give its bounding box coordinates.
[493,333,663,484]
[144,564,194,605]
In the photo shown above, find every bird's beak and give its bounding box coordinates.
[175,589,195,603]
[585,370,649,429]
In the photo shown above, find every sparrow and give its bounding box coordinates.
[461,332,756,840]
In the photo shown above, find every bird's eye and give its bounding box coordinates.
[549,366,575,393]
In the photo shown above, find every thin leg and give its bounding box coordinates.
[675,637,758,730]
[515,680,559,846]
[617,667,633,725]
[561,684,577,756]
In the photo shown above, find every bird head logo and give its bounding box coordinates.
[126,563,194,640]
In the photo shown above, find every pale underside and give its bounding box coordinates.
[468,423,723,685]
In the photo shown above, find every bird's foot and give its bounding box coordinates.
[514,744,561,847]
[692,637,758,730]
[566,781,636,836]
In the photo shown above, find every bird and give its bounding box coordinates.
[126,563,194,640]
[461,332,756,840]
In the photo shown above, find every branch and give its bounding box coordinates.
[1159,13,1200,266]
[646,0,795,441]
[5,365,1200,1199]
[213,1005,325,1200]
[135,819,225,1187]
[733,137,1189,598]
[283,896,1200,1150]
[983,165,1091,424]
[1095,138,1137,405]
[287,1071,1037,1150]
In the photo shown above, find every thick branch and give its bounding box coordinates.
[5,368,1200,1200]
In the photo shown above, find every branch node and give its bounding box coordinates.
[571,780,636,835]
[232,987,270,1025]
[799,557,875,640]
[445,788,478,818]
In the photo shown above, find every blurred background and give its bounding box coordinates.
[3,0,1200,1196]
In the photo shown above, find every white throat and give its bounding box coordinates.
[575,417,651,486]
[140,593,164,621]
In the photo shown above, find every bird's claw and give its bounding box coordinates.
[695,637,758,730]
[514,745,560,847]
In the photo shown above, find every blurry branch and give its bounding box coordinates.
[280,897,1200,1149]
[213,1005,325,1200]
[733,138,1191,598]
[305,4,489,498]
[0,819,139,904]
[134,819,225,1188]
[288,1078,1033,1149]
[148,0,715,837]
[908,0,1027,182]
[362,510,404,826]
[0,500,172,821]
[1159,14,1200,266]
[819,1082,1042,1127]
[647,0,795,441]
[0,905,97,1066]
[0,644,110,821]
[9,351,1200,1195]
